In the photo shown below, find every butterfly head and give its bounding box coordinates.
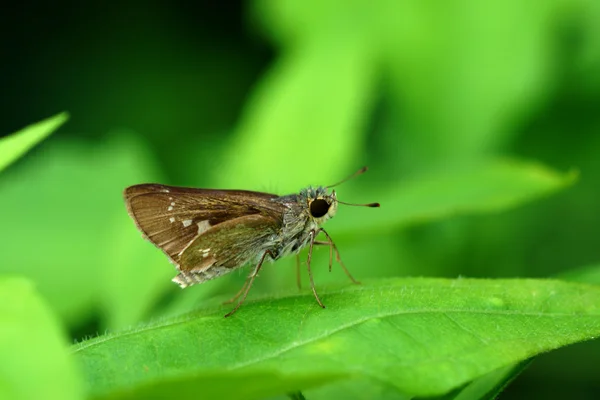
[300,186,338,225]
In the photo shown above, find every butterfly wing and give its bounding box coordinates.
[123,184,283,270]
[174,213,280,287]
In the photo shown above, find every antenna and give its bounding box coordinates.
[327,166,380,207]
[338,199,380,208]
[326,166,369,189]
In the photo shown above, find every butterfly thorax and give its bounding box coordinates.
[271,186,338,259]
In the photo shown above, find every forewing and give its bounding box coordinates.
[124,184,282,266]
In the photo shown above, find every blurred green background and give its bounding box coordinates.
[2,1,600,398]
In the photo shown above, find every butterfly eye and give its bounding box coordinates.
[310,199,330,218]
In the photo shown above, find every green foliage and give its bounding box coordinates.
[0,277,83,400]
[74,278,600,399]
[0,113,68,172]
[0,130,170,329]
[2,1,600,399]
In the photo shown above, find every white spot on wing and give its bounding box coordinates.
[199,248,210,258]
[169,217,175,223]
[197,220,211,235]
[182,219,193,228]
[194,248,211,257]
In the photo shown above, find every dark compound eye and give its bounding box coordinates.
[310,198,330,218]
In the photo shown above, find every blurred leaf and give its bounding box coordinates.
[578,0,600,88]
[381,1,563,170]
[94,131,177,331]
[0,112,68,172]
[303,376,410,400]
[251,0,571,170]
[329,159,578,235]
[556,264,600,285]
[0,276,83,400]
[74,277,600,398]
[441,359,534,400]
[216,27,377,192]
[0,131,172,330]
[102,211,174,330]
[93,370,342,400]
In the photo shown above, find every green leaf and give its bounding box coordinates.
[93,370,343,400]
[73,277,600,398]
[445,264,600,400]
[0,112,68,172]
[0,277,83,400]
[329,159,578,235]
[0,131,172,329]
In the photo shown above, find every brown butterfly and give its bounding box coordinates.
[124,167,379,317]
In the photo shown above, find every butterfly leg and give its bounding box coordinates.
[295,254,302,290]
[306,230,326,309]
[313,240,334,273]
[224,249,274,318]
[222,278,249,305]
[317,228,361,285]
